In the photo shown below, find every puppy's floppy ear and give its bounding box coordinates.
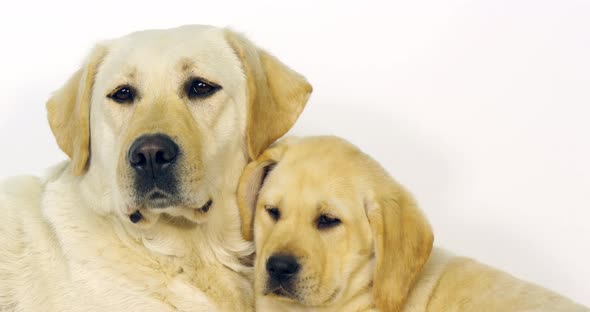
[366,184,434,312]
[237,143,288,241]
[224,30,312,160]
[46,45,108,176]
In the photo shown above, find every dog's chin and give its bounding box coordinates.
[144,196,179,209]
[129,194,213,224]
[263,282,342,307]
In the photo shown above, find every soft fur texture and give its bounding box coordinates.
[238,136,589,312]
[0,25,311,311]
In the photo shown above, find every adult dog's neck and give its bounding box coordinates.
[41,159,255,310]
[43,157,254,273]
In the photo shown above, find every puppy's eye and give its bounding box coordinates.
[317,214,341,230]
[108,85,136,104]
[186,78,221,99]
[265,205,280,221]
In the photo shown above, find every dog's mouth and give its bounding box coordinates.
[144,189,177,208]
[143,191,212,211]
[198,199,213,212]
[265,284,298,301]
[263,279,303,302]
[128,196,213,224]
[263,279,341,306]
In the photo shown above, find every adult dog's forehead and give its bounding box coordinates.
[97,26,243,89]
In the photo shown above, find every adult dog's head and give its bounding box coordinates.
[47,25,311,224]
[238,137,434,311]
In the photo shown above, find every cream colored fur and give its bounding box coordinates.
[238,136,589,312]
[0,25,311,311]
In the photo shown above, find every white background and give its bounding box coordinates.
[1,0,588,306]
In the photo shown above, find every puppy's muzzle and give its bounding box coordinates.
[266,254,300,283]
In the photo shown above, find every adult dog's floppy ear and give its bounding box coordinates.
[365,184,434,312]
[224,30,312,160]
[46,45,108,175]
[237,143,288,241]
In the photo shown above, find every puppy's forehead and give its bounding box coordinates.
[99,25,242,86]
[262,138,373,215]
[264,162,360,215]
[275,144,364,189]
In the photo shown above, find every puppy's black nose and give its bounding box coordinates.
[128,134,179,177]
[266,255,300,282]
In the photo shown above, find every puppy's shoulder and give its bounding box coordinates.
[402,248,455,312]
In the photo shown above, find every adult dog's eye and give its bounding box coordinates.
[317,214,341,230]
[265,205,280,221]
[108,85,136,104]
[187,78,220,99]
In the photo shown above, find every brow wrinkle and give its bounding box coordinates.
[125,67,137,80]
[316,201,329,213]
[179,58,195,73]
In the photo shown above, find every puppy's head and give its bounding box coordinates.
[238,136,433,311]
[46,25,311,224]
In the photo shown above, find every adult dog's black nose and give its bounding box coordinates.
[128,134,179,177]
[266,255,300,282]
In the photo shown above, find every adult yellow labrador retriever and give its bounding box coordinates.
[238,136,588,312]
[0,25,311,311]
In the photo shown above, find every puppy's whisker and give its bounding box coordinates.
[263,285,282,296]
[278,285,297,299]
[322,287,341,305]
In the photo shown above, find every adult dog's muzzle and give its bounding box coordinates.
[127,133,180,208]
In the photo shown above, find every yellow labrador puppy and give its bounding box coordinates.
[238,136,588,312]
[0,25,311,311]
